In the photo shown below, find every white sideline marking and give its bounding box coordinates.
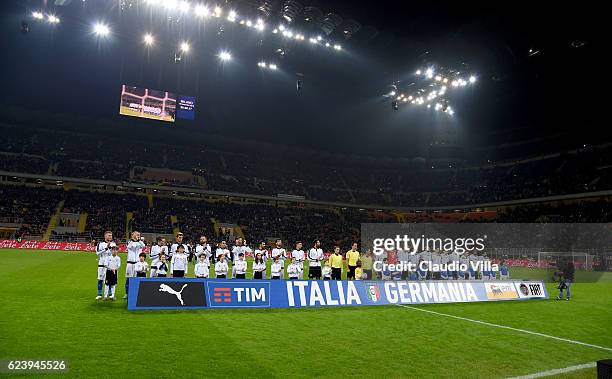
[395,304,612,352]
[507,361,596,379]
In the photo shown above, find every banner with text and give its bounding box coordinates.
[127,278,548,310]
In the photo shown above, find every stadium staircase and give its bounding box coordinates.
[126,212,134,240]
[43,200,64,240]
[170,215,180,236]
[77,213,88,233]
[234,225,245,239]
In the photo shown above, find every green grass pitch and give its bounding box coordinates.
[1,249,611,378]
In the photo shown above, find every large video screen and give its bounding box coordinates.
[119,85,176,122]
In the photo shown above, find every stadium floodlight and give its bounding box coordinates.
[194,4,208,17]
[213,6,222,17]
[325,42,330,47]
[309,37,317,44]
[333,44,342,50]
[255,19,265,31]
[32,11,44,20]
[48,15,60,24]
[317,35,322,41]
[278,24,285,31]
[435,75,442,81]
[443,77,448,83]
[179,0,190,12]
[269,63,277,70]
[163,0,178,10]
[469,75,477,84]
[272,28,278,33]
[258,61,267,68]
[218,51,231,61]
[427,104,431,108]
[143,33,154,46]
[246,20,252,27]
[451,80,459,87]
[93,22,110,37]
[180,41,190,52]
[415,69,421,75]
[389,91,396,96]
[227,10,237,22]
[425,68,434,78]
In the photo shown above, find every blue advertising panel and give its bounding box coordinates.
[176,95,196,120]
[128,278,548,310]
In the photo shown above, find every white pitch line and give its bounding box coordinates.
[395,304,612,352]
[506,361,596,379]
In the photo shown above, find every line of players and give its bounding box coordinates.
[94,231,354,300]
[94,230,510,300]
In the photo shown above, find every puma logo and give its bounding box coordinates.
[158,283,188,305]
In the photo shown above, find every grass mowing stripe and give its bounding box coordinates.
[506,361,597,379]
[395,304,612,352]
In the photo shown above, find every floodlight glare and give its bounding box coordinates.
[246,20,252,27]
[228,10,237,20]
[469,75,477,84]
[218,51,231,61]
[213,6,222,17]
[317,35,323,41]
[48,15,60,24]
[32,11,44,20]
[435,75,442,81]
[333,44,342,50]
[269,64,277,70]
[194,4,208,17]
[272,29,278,33]
[143,33,154,45]
[416,69,421,75]
[180,42,190,52]
[278,25,285,31]
[93,22,110,36]
[179,0,190,12]
[389,91,396,96]
[163,0,178,10]
[425,68,434,78]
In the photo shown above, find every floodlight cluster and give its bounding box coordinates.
[389,66,477,116]
[32,11,60,24]
[142,1,343,53]
[257,61,278,70]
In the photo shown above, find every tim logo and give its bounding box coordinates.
[213,287,232,303]
[366,284,381,302]
[207,282,270,308]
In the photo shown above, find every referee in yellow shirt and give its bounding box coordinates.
[345,243,360,280]
[329,246,343,280]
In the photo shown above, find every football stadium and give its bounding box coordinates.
[1,0,611,378]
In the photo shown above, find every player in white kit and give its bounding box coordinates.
[149,237,167,278]
[95,231,113,300]
[291,241,305,279]
[125,231,145,298]
[271,239,286,268]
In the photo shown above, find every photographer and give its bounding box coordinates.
[557,261,575,301]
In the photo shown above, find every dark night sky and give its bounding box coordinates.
[0,0,605,158]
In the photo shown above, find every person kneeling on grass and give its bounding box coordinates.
[270,256,282,279]
[234,253,247,279]
[104,244,120,300]
[171,244,188,278]
[195,254,209,278]
[215,254,229,278]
